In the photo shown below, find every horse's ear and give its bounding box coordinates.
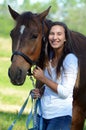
[8,5,20,20]
[38,6,51,21]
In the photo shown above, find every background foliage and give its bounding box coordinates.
[0,0,86,37]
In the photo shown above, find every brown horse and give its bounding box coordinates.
[8,5,86,130]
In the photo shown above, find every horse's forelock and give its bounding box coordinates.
[17,12,41,28]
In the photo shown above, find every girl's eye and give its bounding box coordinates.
[58,32,62,35]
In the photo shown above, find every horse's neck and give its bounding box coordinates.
[37,19,53,69]
[70,30,86,57]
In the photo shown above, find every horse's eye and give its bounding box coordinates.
[31,34,38,39]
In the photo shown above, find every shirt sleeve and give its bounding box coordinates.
[57,53,78,99]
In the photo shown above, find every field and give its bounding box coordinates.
[0,37,86,130]
[0,37,34,130]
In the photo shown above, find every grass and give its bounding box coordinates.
[0,111,27,130]
[0,37,35,130]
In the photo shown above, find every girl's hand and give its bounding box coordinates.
[33,66,45,81]
[30,88,41,99]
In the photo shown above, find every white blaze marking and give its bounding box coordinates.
[16,25,25,49]
[20,25,25,34]
[16,25,25,50]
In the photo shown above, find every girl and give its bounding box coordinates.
[32,21,78,130]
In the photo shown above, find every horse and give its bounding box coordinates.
[8,5,86,130]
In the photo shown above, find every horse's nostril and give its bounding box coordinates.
[16,69,22,80]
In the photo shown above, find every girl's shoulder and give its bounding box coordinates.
[63,53,78,68]
[64,53,78,62]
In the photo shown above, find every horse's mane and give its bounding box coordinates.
[45,19,53,30]
[37,19,53,69]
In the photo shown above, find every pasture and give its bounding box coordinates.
[0,37,33,129]
[0,37,86,130]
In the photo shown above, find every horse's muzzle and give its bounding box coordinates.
[8,67,26,85]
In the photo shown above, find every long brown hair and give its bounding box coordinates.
[45,21,74,75]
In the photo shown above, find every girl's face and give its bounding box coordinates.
[48,25,66,49]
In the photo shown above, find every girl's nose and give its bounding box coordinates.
[53,34,57,40]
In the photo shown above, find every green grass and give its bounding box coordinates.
[0,37,35,129]
[0,56,34,104]
[0,111,29,130]
[0,38,12,57]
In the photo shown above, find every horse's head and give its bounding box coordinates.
[8,5,51,85]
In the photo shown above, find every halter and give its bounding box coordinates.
[11,51,36,65]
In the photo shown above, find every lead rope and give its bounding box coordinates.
[8,75,42,130]
[7,76,35,130]
[8,91,31,130]
[26,76,43,130]
[30,76,38,129]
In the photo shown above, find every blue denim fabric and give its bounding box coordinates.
[37,115,72,130]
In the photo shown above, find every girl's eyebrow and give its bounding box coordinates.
[49,31,62,34]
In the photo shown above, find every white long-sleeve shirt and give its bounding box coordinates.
[40,53,78,119]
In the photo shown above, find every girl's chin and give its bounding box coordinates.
[51,45,59,48]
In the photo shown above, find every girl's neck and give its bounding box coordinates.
[54,45,64,59]
[49,45,64,67]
